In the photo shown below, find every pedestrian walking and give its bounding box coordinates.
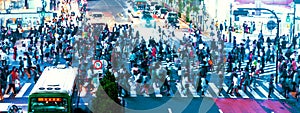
[23,57,31,79]
[5,67,19,97]
[268,74,274,98]
[227,69,236,94]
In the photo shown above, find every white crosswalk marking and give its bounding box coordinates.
[3,93,11,98]
[246,87,263,99]
[222,83,237,98]
[225,62,276,77]
[208,83,224,98]
[204,90,213,98]
[188,83,200,97]
[15,83,31,98]
[143,93,150,97]
[129,82,137,97]
[238,90,249,98]
[153,83,162,97]
[175,83,187,97]
[262,82,286,99]
[256,86,269,98]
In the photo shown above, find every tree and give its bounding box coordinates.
[178,0,184,17]
[192,6,200,14]
[185,6,191,22]
[92,71,123,113]
[168,0,174,5]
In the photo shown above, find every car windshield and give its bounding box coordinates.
[169,13,177,17]
[93,14,103,18]
[161,8,167,14]
[151,2,158,6]
[155,5,161,10]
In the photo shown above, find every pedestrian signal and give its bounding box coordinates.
[286,15,290,22]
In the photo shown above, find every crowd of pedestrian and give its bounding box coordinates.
[0,0,84,100]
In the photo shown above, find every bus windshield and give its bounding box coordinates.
[29,97,68,112]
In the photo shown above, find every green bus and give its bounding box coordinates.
[28,65,78,113]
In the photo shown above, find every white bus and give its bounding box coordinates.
[28,64,78,113]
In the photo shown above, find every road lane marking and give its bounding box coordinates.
[175,83,187,97]
[208,83,224,98]
[219,109,223,113]
[222,83,237,98]
[3,93,11,98]
[246,86,263,99]
[263,82,285,99]
[168,108,172,113]
[16,83,31,98]
[188,83,200,97]
[238,89,249,98]
[256,86,269,98]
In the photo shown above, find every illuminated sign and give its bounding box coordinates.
[38,98,62,102]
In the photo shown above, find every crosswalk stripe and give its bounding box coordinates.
[222,83,237,98]
[246,87,263,99]
[15,83,31,98]
[208,83,224,98]
[153,83,163,97]
[256,86,269,99]
[155,93,163,97]
[204,89,213,98]
[3,93,11,98]
[130,82,137,97]
[143,93,150,97]
[262,82,285,99]
[175,83,187,97]
[238,89,249,98]
[188,83,200,97]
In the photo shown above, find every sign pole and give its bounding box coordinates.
[293,2,296,41]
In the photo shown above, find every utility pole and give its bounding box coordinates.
[229,3,232,43]
[41,0,46,26]
[293,1,296,39]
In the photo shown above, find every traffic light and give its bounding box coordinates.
[233,10,249,16]
[286,15,290,22]
[41,10,45,17]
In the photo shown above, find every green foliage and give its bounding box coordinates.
[192,6,200,14]
[186,16,190,23]
[168,0,173,4]
[185,6,191,22]
[92,71,122,113]
[178,0,184,13]
[178,12,181,18]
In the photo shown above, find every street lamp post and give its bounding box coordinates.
[229,3,232,43]
[293,2,296,39]
[40,0,46,26]
[235,8,281,83]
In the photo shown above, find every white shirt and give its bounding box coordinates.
[0,52,6,60]
[24,59,28,68]
[87,69,93,79]
[233,76,238,86]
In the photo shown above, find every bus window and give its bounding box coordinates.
[29,97,68,112]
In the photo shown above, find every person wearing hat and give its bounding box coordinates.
[268,74,274,98]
